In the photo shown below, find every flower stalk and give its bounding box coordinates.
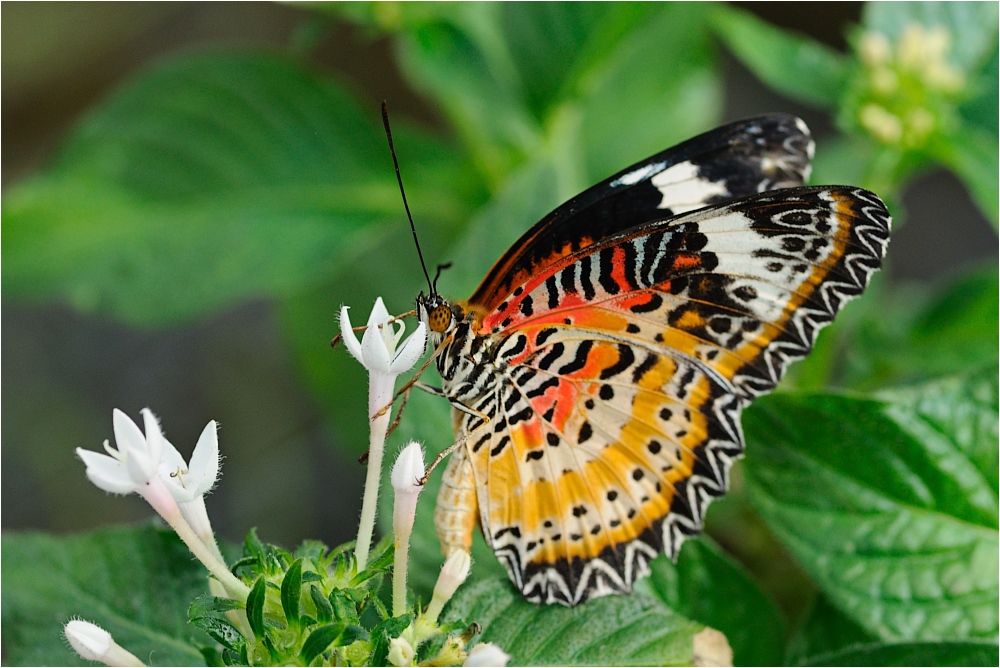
[339,298,426,570]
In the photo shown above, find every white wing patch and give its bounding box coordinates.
[651,161,729,213]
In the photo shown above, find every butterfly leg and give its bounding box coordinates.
[434,445,478,556]
[419,401,491,485]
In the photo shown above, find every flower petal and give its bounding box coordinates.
[339,305,365,365]
[361,319,392,373]
[367,297,391,328]
[112,409,145,458]
[140,408,164,464]
[188,421,220,495]
[389,322,427,374]
[77,448,136,495]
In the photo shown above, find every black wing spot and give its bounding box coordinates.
[546,432,560,446]
[578,422,593,444]
[599,385,615,400]
[572,505,587,517]
[648,440,662,455]
[660,408,672,421]
[632,468,645,481]
[526,450,544,461]
[607,490,618,501]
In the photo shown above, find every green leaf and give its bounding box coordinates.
[299,622,344,664]
[906,267,1000,375]
[785,594,878,664]
[804,640,1000,667]
[744,374,999,642]
[310,585,334,623]
[577,3,722,185]
[280,559,303,626]
[863,2,1000,72]
[368,614,413,668]
[711,5,851,108]
[1,524,209,666]
[445,576,704,666]
[2,52,474,326]
[245,578,267,639]
[642,538,788,666]
[933,125,1000,228]
[833,266,999,390]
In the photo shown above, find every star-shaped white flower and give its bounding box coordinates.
[77,408,164,495]
[159,421,220,504]
[340,297,426,380]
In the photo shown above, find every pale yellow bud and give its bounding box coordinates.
[905,108,936,143]
[858,32,892,67]
[860,104,904,144]
[896,23,927,70]
[388,636,415,667]
[922,26,951,62]
[692,627,734,667]
[923,61,965,93]
[870,67,899,95]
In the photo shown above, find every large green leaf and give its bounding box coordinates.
[743,370,999,642]
[642,538,788,666]
[2,524,209,666]
[2,52,478,326]
[710,5,851,109]
[804,640,999,667]
[863,2,1000,72]
[445,575,704,666]
[785,593,878,665]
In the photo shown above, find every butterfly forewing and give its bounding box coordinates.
[469,114,815,311]
[426,117,890,607]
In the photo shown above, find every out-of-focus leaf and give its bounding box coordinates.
[934,126,999,228]
[803,640,1000,667]
[445,576,704,666]
[711,5,851,108]
[905,266,1000,373]
[835,266,1000,390]
[863,2,1000,72]
[2,52,478,327]
[642,538,788,667]
[2,524,209,666]
[744,373,999,642]
[578,3,722,185]
[785,594,878,665]
[960,48,999,137]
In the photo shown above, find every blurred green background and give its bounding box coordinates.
[2,0,995,563]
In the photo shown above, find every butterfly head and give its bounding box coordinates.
[416,292,461,341]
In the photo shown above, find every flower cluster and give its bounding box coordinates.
[66,298,508,667]
[852,23,967,148]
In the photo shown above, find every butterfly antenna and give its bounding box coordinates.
[382,101,434,294]
[433,262,452,293]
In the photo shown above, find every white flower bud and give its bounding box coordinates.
[424,550,471,623]
[464,642,511,667]
[64,620,145,667]
[387,636,415,667]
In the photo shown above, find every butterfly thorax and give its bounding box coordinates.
[416,293,498,404]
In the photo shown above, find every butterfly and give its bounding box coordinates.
[413,114,891,606]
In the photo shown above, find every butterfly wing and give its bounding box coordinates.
[469,114,815,311]
[456,186,890,605]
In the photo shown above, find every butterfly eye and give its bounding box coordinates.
[429,305,452,333]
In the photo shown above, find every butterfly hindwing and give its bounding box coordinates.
[469,114,815,310]
[450,186,890,605]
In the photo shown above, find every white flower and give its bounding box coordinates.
[387,636,415,667]
[391,442,426,539]
[340,297,426,379]
[424,550,471,623]
[77,409,164,495]
[464,643,511,667]
[64,619,145,667]
[391,441,426,616]
[159,421,220,503]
